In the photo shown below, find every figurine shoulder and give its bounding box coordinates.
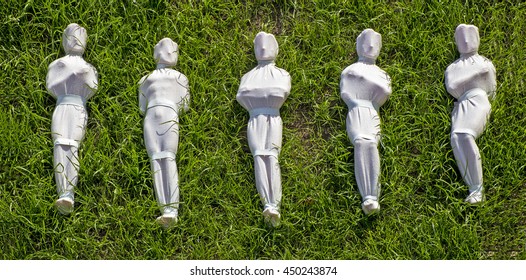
[341,63,385,77]
[276,67,291,92]
[48,59,60,69]
[341,63,360,76]
[375,66,390,81]
[275,66,290,78]
[86,62,98,76]
[138,74,150,92]
[173,70,189,88]
[479,55,496,71]
[85,62,98,90]
[138,74,149,85]
[341,63,389,80]
[447,57,462,69]
[242,66,259,78]
[48,57,68,70]
[239,64,291,92]
[159,69,189,88]
[239,70,253,87]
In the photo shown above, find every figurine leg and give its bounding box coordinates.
[51,105,87,215]
[53,138,80,215]
[144,107,180,227]
[253,155,271,205]
[248,115,283,227]
[353,138,381,215]
[265,154,282,227]
[254,153,281,227]
[150,151,179,228]
[451,132,484,204]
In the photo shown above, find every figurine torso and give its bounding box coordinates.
[139,68,189,113]
[237,63,291,111]
[445,54,496,99]
[46,55,98,100]
[340,62,391,108]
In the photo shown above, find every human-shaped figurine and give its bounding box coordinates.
[139,38,189,228]
[340,29,392,215]
[46,23,98,215]
[445,24,496,204]
[237,32,291,227]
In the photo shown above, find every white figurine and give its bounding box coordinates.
[139,38,189,228]
[340,29,392,215]
[46,23,98,215]
[445,24,496,204]
[237,32,291,227]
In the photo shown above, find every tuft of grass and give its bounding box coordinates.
[1,0,525,259]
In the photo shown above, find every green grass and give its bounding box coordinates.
[1,0,526,259]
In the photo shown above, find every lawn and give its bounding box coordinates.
[0,0,525,259]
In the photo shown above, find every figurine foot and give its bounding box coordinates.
[55,195,74,215]
[361,199,380,215]
[156,210,178,229]
[465,189,484,205]
[263,206,281,227]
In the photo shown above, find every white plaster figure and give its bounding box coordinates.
[237,32,291,227]
[139,38,189,228]
[445,24,496,204]
[46,23,98,215]
[340,29,392,215]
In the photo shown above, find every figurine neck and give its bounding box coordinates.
[65,52,83,57]
[358,56,376,65]
[460,51,477,59]
[156,63,173,69]
[257,60,275,66]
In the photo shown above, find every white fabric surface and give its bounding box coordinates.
[139,67,189,215]
[340,61,391,205]
[237,61,291,211]
[445,53,496,194]
[46,54,98,199]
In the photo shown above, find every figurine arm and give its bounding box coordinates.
[283,71,292,98]
[339,69,358,100]
[486,62,497,100]
[446,67,489,89]
[182,89,190,112]
[444,69,458,95]
[445,65,493,95]
[340,66,391,100]
[381,72,392,95]
[236,74,250,110]
[85,65,99,100]
[138,75,148,115]
[340,67,372,87]
[139,91,147,115]
[339,68,353,88]
[178,73,190,112]
[45,61,59,99]
[92,66,99,91]
[376,73,392,106]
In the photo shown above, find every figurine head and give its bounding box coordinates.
[254,32,279,62]
[154,38,178,67]
[62,23,87,56]
[356,29,382,62]
[454,24,480,55]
